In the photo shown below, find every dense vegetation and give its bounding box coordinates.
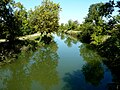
[0,0,120,65]
[59,0,120,61]
[0,0,120,89]
[0,0,60,63]
[0,0,60,41]
[80,0,120,62]
[59,20,80,32]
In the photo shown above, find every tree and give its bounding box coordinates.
[85,3,104,25]
[80,44,104,86]
[59,23,67,32]
[29,0,61,34]
[79,3,108,44]
[80,2,116,45]
[97,0,120,50]
[0,0,20,41]
[14,2,30,36]
[78,22,94,43]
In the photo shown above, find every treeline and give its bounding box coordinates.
[0,0,61,42]
[59,0,120,60]
[59,20,80,31]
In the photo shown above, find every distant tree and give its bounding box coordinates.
[67,20,79,30]
[59,23,65,31]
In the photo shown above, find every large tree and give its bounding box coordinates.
[80,1,120,45]
[29,0,61,34]
[85,3,104,25]
[14,2,30,36]
[79,3,107,44]
[0,0,20,41]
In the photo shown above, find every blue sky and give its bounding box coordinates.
[15,0,113,24]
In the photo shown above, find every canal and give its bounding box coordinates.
[0,33,115,90]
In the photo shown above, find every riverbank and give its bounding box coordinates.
[64,30,82,36]
[62,30,111,45]
[0,33,41,43]
[0,32,118,90]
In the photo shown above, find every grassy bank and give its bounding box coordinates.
[0,33,41,43]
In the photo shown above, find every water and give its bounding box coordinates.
[0,33,115,90]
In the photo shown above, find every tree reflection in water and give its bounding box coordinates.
[80,44,104,86]
[63,43,120,90]
[63,44,112,90]
[55,32,78,47]
[102,54,120,90]
[0,40,39,64]
[0,41,59,90]
[30,41,59,90]
[64,36,78,47]
[63,70,85,90]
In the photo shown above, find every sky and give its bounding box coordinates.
[15,0,114,24]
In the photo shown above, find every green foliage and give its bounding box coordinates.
[0,0,21,41]
[80,0,120,48]
[67,20,78,30]
[80,44,104,86]
[0,0,61,42]
[85,3,104,25]
[79,3,108,44]
[78,22,94,43]
[29,0,61,34]
[91,34,111,45]
[14,2,30,36]
[59,20,80,32]
[59,23,65,31]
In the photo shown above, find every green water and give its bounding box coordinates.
[0,33,116,90]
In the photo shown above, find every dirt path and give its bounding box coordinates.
[19,33,41,40]
[0,33,41,43]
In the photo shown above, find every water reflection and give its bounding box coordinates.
[103,56,120,90]
[56,32,79,47]
[0,33,119,90]
[80,44,120,89]
[63,44,112,90]
[95,36,120,89]
[64,36,78,48]
[0,40,39,64]
[80,44,104,86]
[63,70,86,90]
[30,41,59,90]
[0,41,59,90]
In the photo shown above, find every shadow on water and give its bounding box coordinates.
[0,34,53,64]
[0,39,60,90]
[62,70,85,90]
[63,43,120,90]
[0,39,39,65]
[62,44,106,90]
[80,44,104,87]
[96,37,120,90]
